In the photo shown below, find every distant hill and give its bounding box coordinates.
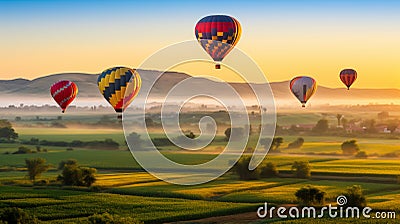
[1,71,399,106]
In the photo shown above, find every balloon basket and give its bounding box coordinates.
[215,64,221,69]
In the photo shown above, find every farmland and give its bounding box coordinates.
[0,112,399,223]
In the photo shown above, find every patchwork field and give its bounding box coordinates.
[0,119,399,223]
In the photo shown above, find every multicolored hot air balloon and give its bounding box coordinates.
[98,67,141,118]
[195,15,241,69]
[290,76,317,107]
[50,80,78,113]
[340,69,357,90]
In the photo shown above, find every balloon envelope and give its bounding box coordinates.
[289,76,317,107]
[98,67,141,113]
[195,15,241,69]
[340,69,357,90]
[50,80,78,113]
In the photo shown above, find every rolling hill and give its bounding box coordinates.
[1,70,399,106]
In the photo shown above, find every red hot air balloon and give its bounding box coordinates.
[340,69,357,90]
[290,76,317,107]
[195,15,241,69]
[50,80,78,113]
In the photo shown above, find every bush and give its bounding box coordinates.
[59,161,97,187]
[88,212,143,224]
[355,151,368,158]
[342,185,367,207]
[66,147,74,151]
[292,161,311,179]
[287,137,305,149]
[12,146,32,154]
[260,162,279,178]
[233,156,261,180]
[0,207,40,224]
[295,185,326,206]
[341,140,360,155]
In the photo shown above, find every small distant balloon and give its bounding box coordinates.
[290,76,317,107]
[50,80,78,113]
[340,69,357,90]
[195,15,241,69]
[97,67,141,118]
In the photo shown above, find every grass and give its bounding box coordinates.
[306,159,400,176]
[0,123,398,223]
[218,179,400,204]
[0,185,257,223]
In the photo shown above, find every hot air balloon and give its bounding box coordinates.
[98,67,141,119]
[195,15,241,69]
[289,76,317,107]
[340,69,357,90]
[50,80,78,113]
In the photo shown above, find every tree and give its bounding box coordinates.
[224,127,244,141]
[295,185,326,206]
[341,140,360,155]
[186,131,196,139]
[0,127,18,140]
[287,137,305,149]
[260,137,283,152]
[386,120,399,134]
[233,156,261,180]
[58,159,78,170]
[342,185,367,207]
[271,137,283,151]
[312,119,329,133]
[292,161,311,178]
[260,162,279,178]
[145,117,155,127]
[0,207,39,224]
[25,158,50,181]
[58,160,97,187]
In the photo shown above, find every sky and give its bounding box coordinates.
[0,0,399,89]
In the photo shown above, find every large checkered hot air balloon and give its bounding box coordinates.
[290,76,317,108]
[97,67,141,119]
[50,80,78,113]
[340,69,357,90]
[195,15,241,69]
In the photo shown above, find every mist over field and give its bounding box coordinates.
[1,71,400,108]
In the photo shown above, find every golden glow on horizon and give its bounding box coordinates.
[0,16,399,89]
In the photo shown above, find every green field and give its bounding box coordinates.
[0,118,399,223]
